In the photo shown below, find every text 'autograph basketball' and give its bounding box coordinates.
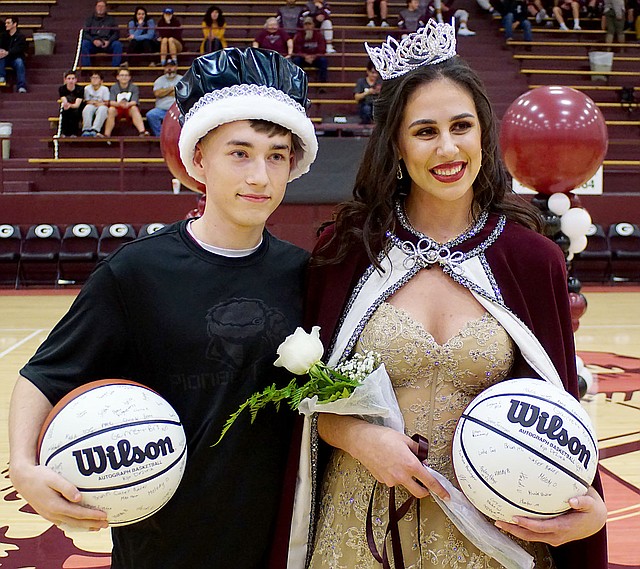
[452,378,598,522]
[38,379,187,526]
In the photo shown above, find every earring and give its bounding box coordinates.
[396,163,403,180]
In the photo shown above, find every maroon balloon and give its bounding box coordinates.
[160,103,206,194]
[569,291,588,320]
[500,86,608,194]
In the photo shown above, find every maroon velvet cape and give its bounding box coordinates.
[270,213,607,569]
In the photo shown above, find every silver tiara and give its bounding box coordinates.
[365,20,457,80]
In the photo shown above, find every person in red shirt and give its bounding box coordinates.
[253,17,293,57]
[292,16,328,82]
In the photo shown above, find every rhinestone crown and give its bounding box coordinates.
[365,20,457,80]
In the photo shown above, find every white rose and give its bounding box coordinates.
[274,326,324,375]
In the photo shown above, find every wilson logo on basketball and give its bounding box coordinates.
[72,437,176,477]
[506,399,591,469]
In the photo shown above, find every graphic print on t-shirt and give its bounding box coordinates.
[116,91,133,103]
[205,298,289,376]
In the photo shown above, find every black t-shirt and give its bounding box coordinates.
[22,221,309,568]
[58,84,84,107]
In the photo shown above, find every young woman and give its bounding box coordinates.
[126,6,158,63]
[200,5,227,53]
[293,21,608,569]
[156,7,182,66]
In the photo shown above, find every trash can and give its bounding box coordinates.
[0,122,12,160]
[588,51,613,82]
[33,32,56,55]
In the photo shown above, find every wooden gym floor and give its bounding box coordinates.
[0,288,639,568]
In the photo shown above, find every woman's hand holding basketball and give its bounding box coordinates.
[10,461,109,531]
[495,486,607,546]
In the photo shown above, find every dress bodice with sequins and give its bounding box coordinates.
[356,302,514,479]
[308,302,555,569]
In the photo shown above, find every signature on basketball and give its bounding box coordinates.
[72,437,176,476]
[506,399,592,469]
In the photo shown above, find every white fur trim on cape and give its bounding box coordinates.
[178,91,318,183]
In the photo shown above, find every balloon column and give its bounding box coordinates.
[500,86,608,395]
[160,103,206,194]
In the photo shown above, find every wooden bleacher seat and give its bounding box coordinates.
[509,41,638,49]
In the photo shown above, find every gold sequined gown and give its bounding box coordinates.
[308,302,555,569]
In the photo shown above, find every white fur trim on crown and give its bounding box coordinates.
[178,85,318,183]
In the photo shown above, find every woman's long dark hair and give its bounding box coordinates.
[316,56,541,266]
[203,5,225,27]
[132,6,149,26]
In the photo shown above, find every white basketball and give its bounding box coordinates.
[38,380,187,526]
[452,378,597,522]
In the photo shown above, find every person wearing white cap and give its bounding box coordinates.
[9,47,319,568]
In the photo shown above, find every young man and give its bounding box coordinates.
[277,0,306,35]
[302,0,336,53]
[82,71,110,136]
[398,0,426,34]
[146,58,182,136]
[8,47,318,569]
[0,16,28,92]
[354,59,382,124]
[103,66,148,136]
[58,70,84,137]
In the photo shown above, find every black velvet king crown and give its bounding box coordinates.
[365,20,457,80]
[176,47,318,183]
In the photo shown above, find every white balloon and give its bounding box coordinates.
[569,234,588,254]
[576,355,585,374]
[561,208,592,238]
[548,193,571,216]
[581,368,594,390]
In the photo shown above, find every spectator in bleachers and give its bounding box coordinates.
[527,0,550,25]
[157,7,183,66]
[146,59,182,136]
[0,16,27,92]
[367,0,390,27]
[277,0,305,35]
[253,17,294,57]
[626,0,638,37]
[424,0,476,34]
[552,0,581,29]
[292,16,328,81]
[603,0,626,42]
[303,1,336,53]
[495,0,533,43]
[82,71,110,136]
[477,0,497,14]
[200,5,227,53]
[353,59,381,124]
[127,6,159,65]
[58,70,84,137]
[398,0,427,35]
[103,66,149,137]
[81,1,123,68]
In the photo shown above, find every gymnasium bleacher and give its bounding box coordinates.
[0,0,638,287]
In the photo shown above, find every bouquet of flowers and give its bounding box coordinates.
[213,326,404,446]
